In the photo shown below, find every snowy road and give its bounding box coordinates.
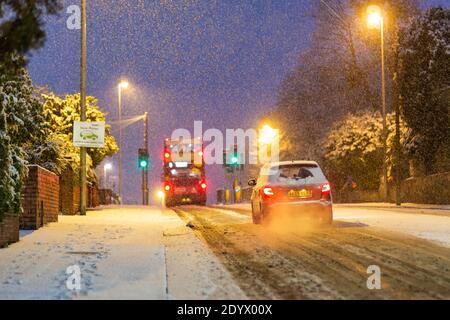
[1,204,449,300]
[173,205,450,299]
[220,203,450,247]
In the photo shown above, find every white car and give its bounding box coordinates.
[248,161,333,225]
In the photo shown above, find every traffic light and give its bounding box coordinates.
[223,145,244,173]
[138,148,150,169]
[231,145,240,168]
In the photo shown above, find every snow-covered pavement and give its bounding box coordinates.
[0,206,245,300]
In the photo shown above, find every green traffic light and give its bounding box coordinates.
[231,156,239,164]
[139,160,148,168]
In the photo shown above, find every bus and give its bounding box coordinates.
[162,137,207,207]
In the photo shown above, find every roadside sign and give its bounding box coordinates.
[73,121,105,148]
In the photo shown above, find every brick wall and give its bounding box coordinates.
[60,169,100,215]
[88,186,99,208]
[99,189,113,205]
[60,169,80,215]
[21,165,60,230]
[0,214,19,248]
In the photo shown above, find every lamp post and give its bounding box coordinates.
[103,163,112,189]
[258,124,279,164]
[367,5,389,202]
[79,0,87,216]
[259,124,277,145]
[117,81,129,204]
[157,191,166,209]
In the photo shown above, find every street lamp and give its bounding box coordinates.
[156,190,166,209]
[367,4,389,202]
[367,5,383,29]
[117,80,130,204]
[103,163,112,189]
[79,0,87,216]
[259,124,277,145]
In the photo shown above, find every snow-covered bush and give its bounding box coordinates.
[0,54,42,218]
[323,112,408,190]
[0,99,15,221]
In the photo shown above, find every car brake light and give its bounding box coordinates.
[262,186,274,200]
[322,183,331,194]
[263,187,274,196]
[200,180,207,190]
[321,183,331,200]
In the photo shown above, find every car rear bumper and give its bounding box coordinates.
[167,193,206,205]
[263,200,332,216]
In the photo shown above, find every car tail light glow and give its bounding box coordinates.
[199,180,207,190]
[321,183,331,200]
[263,187,274,196]
[322,183,331,194]
[262,186,274,200]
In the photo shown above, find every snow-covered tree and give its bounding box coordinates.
[0,54,43,217]
[0,0,61,65]
[272,0,420,161]
[398,7,450,174]
[39,93,119,177]
[323,111,408,190]
[0,99,15,221]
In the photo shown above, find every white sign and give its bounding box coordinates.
[73,121,105,148]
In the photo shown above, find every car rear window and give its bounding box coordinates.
[267,164,327,184]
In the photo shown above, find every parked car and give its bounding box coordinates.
[248,161,333,225]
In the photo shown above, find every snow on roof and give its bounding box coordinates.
[263,160,320,168]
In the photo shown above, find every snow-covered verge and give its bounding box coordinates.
[215,203,450,248]
[0,207,246,300]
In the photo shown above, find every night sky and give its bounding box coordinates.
[28,0,449,204]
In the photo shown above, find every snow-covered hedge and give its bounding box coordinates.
[323,111,408,191]
[0,55,42,220]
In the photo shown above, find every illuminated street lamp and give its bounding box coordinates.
[117,80,130,204]
[156,190,166,209]
[259,124,278,145]
[103,163,112,189]
[367,5,383,29]
[367,5,389,202]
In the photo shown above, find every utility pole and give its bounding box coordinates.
[117,81,129,204]
[79,0,87,216]
[392,19,402,206]
[380,17,389,202]
[142,112,149,205]
[118,87,123,204]
[367,5,389,202]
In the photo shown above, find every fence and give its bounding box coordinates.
[334,172,450,205]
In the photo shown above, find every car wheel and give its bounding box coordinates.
[252,212,262,224]
[251,204,262,225]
